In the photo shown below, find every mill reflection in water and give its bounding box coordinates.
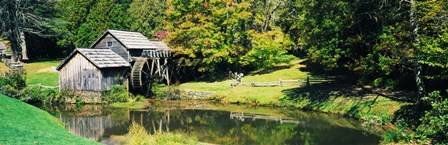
[41,101,381,145]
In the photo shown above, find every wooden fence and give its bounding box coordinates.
[230,76,334,87]
[28,83,59,89]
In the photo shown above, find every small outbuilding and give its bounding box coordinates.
[0,42,7,56]
[56,48,130,92]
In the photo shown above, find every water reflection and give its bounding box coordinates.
[39,101,381,145]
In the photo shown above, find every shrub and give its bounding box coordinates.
[151,83,181,100]
[103,85,130,103]
[381,120,415,144]
[384,91,448,144]
[18,87,66,104]
[135,95,146,102]
[0,72,26,98]
[155,87,181,100]
[417,91,448,144]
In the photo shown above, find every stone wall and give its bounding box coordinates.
[63,91,103,104]
[180,89,216,99]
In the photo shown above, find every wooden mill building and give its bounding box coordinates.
[89,30,170,61]
[56,48,130,91]
[58,30,172,96]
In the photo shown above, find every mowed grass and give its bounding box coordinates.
[0,94,99,145]
[24,59,61,86]
[177,59,309,104]
[176,59,406,123]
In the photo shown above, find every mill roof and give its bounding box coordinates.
[149,40,170,50]
[56,48,130,70]
[0,42,7,50]
[90,30,158,49]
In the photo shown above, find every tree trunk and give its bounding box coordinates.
[5,0,21,63]
[410,0,426,99]
[20,32,28,61]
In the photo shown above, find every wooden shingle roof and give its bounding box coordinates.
[149,40,170,50]
[0,42,7,50]
[90,30,157,49]
[56,48,130,70]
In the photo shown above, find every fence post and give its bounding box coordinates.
[306,76,310,86]
[279,79,282,87]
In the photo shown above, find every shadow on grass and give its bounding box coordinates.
[298,59,356,78]
[392,104,430,129]
[282,82,370,102]
[249,65,291,75]
[24,58,63,63]
[280,82,372,115]
[281,81,419,120]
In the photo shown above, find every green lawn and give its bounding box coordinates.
[175,59,406,123]
[24,59,61,86]
[177,59,308,104]
[0,94,99,145]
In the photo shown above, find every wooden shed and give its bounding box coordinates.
[56,48,130,92]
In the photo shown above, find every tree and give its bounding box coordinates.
[127,0,167,38]
[55,0,96,48]
[0,0,56,62]
[57,0,131,48]
[165,0,293,78]
[409,0,426,98]
[416,0,448,92]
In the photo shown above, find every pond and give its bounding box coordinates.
[38,100,381,145]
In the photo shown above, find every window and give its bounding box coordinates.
[106,40,113,47]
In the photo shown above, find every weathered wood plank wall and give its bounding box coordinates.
[93,34,129,61]
[59,53,101,91]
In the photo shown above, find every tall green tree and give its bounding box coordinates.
[56,0,96,48]
[417,0,448,91]
[279,0,422,88]
[166,0,293,77]
[127,0,167,38]
[57,0,130,48]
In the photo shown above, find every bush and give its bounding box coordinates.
[103,85,130,103]
[0,72,26,98]
[384,91,448,144]
[417,91,448,144]
[154,87,181,100]
[381,120,415,144]
[135,95,146,102]
[20,87,59,104]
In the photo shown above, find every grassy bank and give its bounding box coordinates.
[175,60,407,123]
[24,59,61,86]
[178,60,308,105]
[0,94,98,145]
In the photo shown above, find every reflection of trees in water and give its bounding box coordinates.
[40,103,380,145]
[130,110,299,145]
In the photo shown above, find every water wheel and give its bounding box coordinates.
[130,57,152,97]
